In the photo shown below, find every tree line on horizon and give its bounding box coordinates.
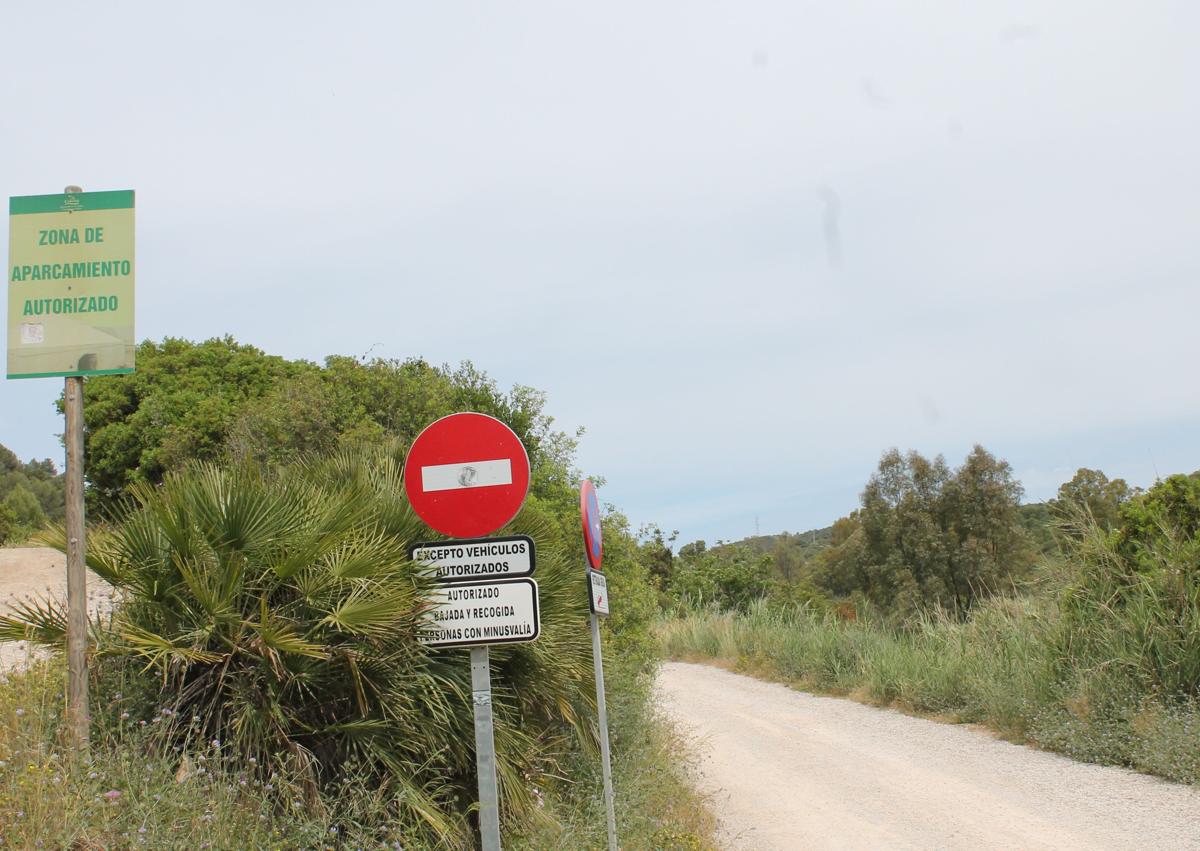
[656,449,1161,621]
[0,334,1183,629]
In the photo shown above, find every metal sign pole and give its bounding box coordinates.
[590,611,618,851]
[470,645,502,850]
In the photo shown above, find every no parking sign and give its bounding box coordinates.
[581,478,617,849]
[581,478,603,570]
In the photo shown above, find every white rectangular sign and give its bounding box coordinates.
[410,535,535,583]
[587,569,610,616]
[418,578,540,648]
[421,458,512,492]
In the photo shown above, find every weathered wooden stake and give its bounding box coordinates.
[64,373,89,754]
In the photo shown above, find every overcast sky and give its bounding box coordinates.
[3,2,1197,546]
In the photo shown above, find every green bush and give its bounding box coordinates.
[1,445,601,847]
[1057,474,1200,703]
[668,547,774,613]
[0,442,65,527]
[0,501,16,545]
[1,484,47,539]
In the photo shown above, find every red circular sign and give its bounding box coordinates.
[581,479,603,570]
[403,413,531,539]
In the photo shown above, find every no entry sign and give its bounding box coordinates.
[403,413,531,539]
[581,479,603,570]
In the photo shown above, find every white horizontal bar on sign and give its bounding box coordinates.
[421,458,513,492]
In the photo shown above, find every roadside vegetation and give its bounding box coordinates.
[0,337,715,849]
[658,454,1200,786]
[0,443,63,546]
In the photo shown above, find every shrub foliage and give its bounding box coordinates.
[1,446,599,846]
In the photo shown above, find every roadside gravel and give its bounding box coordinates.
[0,547,113,671]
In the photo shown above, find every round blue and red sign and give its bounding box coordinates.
[580,479,603,570]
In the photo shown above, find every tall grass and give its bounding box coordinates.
[660,589,1200,785]
[0,658,340,849]
[0,653,717,849]
[661,596,1055,726]
[510,671,717,850]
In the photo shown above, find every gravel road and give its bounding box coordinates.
[0,547,113,671]
[656,661,1200,851]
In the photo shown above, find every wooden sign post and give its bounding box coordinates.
[7,184,135,755]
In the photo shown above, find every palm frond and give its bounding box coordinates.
[119,624,224,668]
[320,585,413,636]
[0,596,68,646]
[249,603,328,661]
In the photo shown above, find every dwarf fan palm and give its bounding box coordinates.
[2,444,598,846]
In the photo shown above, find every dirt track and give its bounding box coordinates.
[656,661,1200,851]
[0,547,113,670]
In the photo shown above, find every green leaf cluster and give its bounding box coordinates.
[75,338,576,520]
[1051,467,1136,533]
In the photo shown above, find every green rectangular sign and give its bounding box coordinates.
[7,189,135,379]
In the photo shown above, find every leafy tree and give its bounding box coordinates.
[1018,502,1060,556]
[1058,471,1200,702]
[1113,471,1200,569]
[1,484,46,533]
[0,501,16,545]
[0,443,17,473]
[224,369,384,465]
[768,575,832,614]
[769,538,803,582]
[0,442,64,525]
[677,540,707,561]
[76,338,577,517]
[1052,468,1135,531]
[637,524,677,591]
[586,509,666,676]
[819,445,1033,618]
[812,513,867,597]
[77,337,306,511]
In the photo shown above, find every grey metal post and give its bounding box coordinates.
[590,613,618,851]
[471,646,502,850]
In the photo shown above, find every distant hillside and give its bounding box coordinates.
[710,502,1058,564]
[711,526,834,560]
